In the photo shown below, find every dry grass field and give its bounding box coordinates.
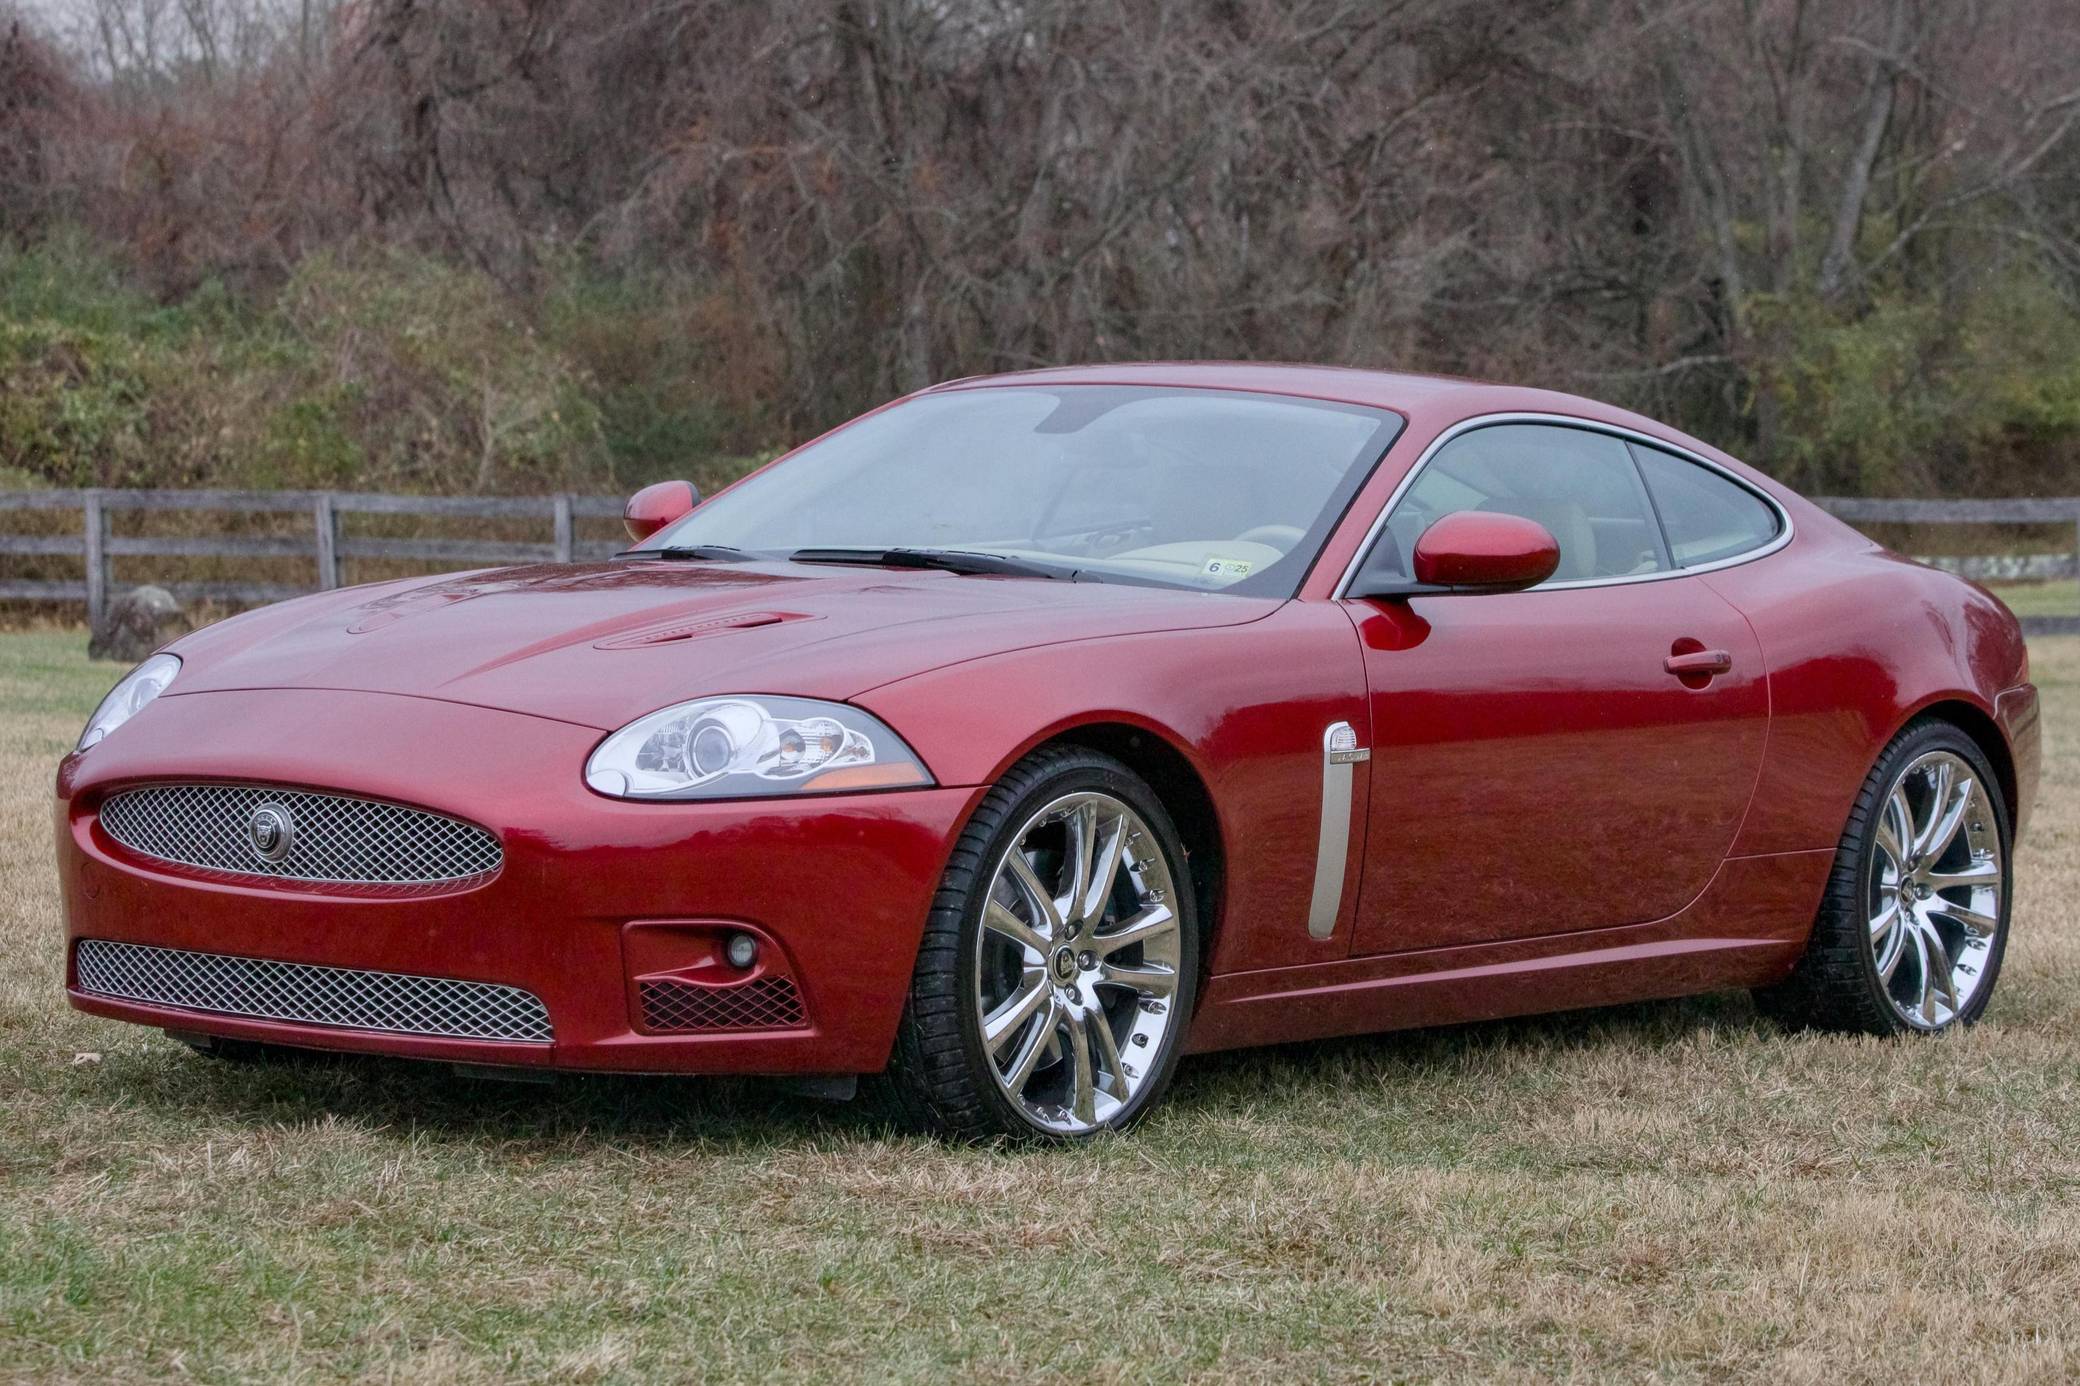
[2,629,2077,1383]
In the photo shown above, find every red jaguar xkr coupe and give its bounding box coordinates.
[58,364,2038,1139]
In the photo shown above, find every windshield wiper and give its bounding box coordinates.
[616,543,753,561]
[788,547,1075,580]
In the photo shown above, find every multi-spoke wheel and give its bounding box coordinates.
[1757,720,2011,1035]
[885,747,1198,1139]
[976,790,1183,1132]
[1866,749,2005,1028]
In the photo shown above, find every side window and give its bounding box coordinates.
[1630,444,1781,567]
[1370,424,1669,584]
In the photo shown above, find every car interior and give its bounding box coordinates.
[661,385,1401,592]
[1372,424,1670,584]
[870,392,1383,589]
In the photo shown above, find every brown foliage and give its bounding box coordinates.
[7,0,2080,486]
[0,11,81,237]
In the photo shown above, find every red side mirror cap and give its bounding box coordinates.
[623,480,700,543]
[1410,511,1560,592]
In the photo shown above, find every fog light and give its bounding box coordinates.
[724,933,759,970]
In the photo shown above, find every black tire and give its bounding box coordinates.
[883,746,1200,1141]
[1756,718,2011,1035]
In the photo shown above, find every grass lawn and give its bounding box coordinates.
[1986,580,2080,621]
[3,628,2077,1383]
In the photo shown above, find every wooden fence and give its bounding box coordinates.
[2,488,2078,635]
[0,488,626,625]
[1810,496,2080,636]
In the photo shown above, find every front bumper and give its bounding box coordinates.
[57,688,976,1074]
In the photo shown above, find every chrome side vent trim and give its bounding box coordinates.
[1307,721,1369,939]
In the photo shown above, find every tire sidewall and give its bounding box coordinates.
[1852,721,2013,1032]
[952,758,1199,1138]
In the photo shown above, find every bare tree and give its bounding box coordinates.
[6,0,2079,489]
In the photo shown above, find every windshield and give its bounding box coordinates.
[647,385,1405,596]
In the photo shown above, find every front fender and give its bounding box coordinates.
[852,601,1370,973]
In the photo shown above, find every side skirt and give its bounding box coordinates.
[1183,849,1833,1054]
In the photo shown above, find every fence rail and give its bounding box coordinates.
[1808,496,2080,636]
[2,488,2078,634]
[0,488,627,624]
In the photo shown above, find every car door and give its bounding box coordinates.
[1336,421,1773,954]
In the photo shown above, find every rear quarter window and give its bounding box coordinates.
[1630,443,1782,567]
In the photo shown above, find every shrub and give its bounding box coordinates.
[538,261,786,494]
[0,238,642,495]
[1754,263,2080,497]
[274,249,609,493]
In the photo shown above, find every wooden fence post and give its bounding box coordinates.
[313,493,339,589]
[553,493,574,563]
[82,489,107,628]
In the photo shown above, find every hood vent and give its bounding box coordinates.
[594,610,814,650]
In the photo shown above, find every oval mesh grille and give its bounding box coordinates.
[100,784,501,885]
[74,939,552,1042]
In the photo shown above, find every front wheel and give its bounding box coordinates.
[886,747,1198,1140]
[1757,719,2011,1035]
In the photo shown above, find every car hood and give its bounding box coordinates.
[167,559,1278,729]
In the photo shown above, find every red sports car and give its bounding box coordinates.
[57,364,2039,1139]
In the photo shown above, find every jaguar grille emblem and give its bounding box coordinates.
[247,802,295,864]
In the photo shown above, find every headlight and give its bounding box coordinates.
[77,653,181,751]
[585,696,933,799]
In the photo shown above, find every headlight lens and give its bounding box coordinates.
[77,653,181,751]
[585,696,933,799]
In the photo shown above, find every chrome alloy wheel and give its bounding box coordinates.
[974,791,1183,1134]
[1869,749,2005,1030]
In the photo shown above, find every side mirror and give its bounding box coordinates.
[622,480,700,543]
[1351,511,1559,599]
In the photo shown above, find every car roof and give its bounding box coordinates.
[928,360,1493,411]
[925,361,1743,472]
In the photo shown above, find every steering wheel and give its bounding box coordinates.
[1233,524,1304,552]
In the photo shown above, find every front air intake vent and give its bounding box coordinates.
[100,784,501,887]
[74,939,552,1042]
[639,975,805,1032]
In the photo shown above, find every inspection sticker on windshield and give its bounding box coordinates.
[1203,557,1254,580]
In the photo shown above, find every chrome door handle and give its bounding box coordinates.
[1664,648,1733,677]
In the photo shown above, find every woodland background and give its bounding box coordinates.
[3,0,2079,502]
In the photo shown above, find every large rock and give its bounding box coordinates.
[89,585,186,663]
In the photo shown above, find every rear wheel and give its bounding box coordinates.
[1757,720,2010,1034]
[885,747,1198,1140]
